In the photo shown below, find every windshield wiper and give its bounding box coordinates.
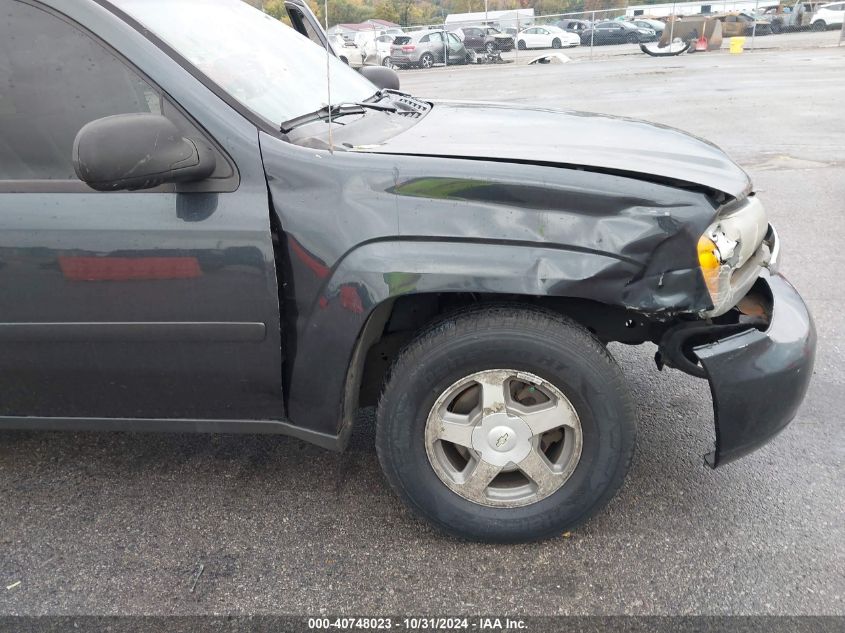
[280,101,397,134]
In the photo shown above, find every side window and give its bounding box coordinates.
[0,1,161,181]
[420,35,430,43]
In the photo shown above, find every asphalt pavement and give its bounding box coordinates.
[0,43,843,617]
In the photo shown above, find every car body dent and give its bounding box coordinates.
[348,101,752,199]
[261,133,719,436]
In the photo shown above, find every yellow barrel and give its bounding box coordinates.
[729,37,746,54]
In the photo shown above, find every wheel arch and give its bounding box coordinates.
[284,238,655,445]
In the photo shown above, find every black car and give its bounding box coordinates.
[0,0,815,543]
[555,18,592,35]
[451,25,515,53]
[582,20,658,44]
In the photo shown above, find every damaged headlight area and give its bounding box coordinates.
[697,195,778,317]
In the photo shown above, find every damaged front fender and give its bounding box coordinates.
[260,133,730,439]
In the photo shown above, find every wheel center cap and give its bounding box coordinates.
[471,412,532,467]
[488,426,517,452]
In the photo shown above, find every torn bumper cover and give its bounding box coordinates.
[693,270,816,468]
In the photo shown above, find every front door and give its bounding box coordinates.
[0,1,283,422]
[447,32,467,63]
[464,27,483,50]
[428,31,447,63]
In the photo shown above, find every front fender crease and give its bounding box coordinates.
[284,240,641,436]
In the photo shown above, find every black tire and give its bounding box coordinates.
[812,20,826,31]
[552,38,562,49]
[419,52,434,69]
[771,21,781,34]
[485,41,496,54]
[376,305,637,543]
[626,32,640,44]
[381,56,392,68]
[517,39,526,50]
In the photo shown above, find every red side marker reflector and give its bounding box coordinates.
[58,256,202,281]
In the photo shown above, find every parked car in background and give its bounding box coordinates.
[555,19,592,36]
[717,12,774,36]
[581,21,657,44]
[630,18,666,34]
[353,27,403,53]
[330,33,363,67]
[451,25,515,52]
[812,2,845,29]
[362,33,396,67]
[390,29,471,69]
[517,25,581,49]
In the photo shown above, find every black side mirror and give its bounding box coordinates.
[73,114,216,192]
[358,66,400,91]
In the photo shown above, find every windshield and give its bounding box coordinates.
[111,0,377,126]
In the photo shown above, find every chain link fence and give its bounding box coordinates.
[329,1,844,71]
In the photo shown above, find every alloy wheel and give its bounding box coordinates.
[425,369,583,508]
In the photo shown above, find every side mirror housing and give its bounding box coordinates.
[358,66,400,91]
[73,114,216,192]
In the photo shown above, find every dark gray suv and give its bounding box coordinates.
[0,0,815,543]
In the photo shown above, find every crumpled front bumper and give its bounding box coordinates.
[693,269,816,468]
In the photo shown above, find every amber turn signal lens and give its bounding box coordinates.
[697,235,721,272]
[697,235,722,296]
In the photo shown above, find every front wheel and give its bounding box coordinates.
[552,38,562,49]
[627,32,640,44]
[485,41,496,54]
[812,20,826,31]
[517,39,526,50]
[376,305,637,543]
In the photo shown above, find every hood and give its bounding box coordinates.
[352,101,751,198]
